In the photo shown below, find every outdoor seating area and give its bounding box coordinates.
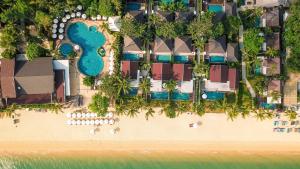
[273,113,300,133]
[66,112,115,126]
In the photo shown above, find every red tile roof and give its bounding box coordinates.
[121,61,139,79]
[151,63,172,80]
[209,65,228,83]
[0,59,16,98]
[173,64,192,81]
[228,68,239,90]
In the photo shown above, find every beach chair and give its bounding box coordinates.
[66,113,72,118]
[71,120,77,125]
[67,120,72,125]
[99,119,104,125]
[273,121,279,126]
[104,119,109,124]
[76,120,81,125]
[81,120,86,125]
[71,113,77,118]
[76,113,82,118]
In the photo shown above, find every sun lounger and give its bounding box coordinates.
[90,120,95,125]
[67,120,72,125]
[109,119,114,125]
[104,119,109,124]
[71,113,77,118]
[81,120,86,125]
[71,120,77,125]
[76,120,81,125]
[76,113,82,118]
[99,119,104,125]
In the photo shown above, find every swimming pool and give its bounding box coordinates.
[156,55,171,63]
[255,65,261,74]
[260,102,276,109]
[205,92,224,100]
[127,2,141,11]
[123,53,141,61]
[174,55,189,63]
[129,87,138,96]
[208,4,224,13]
[210,56,225,63]
[59,43,73,57]
[67,22,106,76]
[151,91,191,100]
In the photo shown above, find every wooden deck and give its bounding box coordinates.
[284,73,299,107]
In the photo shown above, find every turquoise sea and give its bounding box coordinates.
[1,153,300,169]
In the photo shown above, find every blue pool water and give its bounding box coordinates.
[260,103,276,109]
[210,56,225,63]
[59,43,73,57]
[174,55,189,63]
[205,92,225,100]
[129,87,138,96]
[156,55,171,63]
[67,22,106,76]
[127,2,141,11]
[255,65,261,74]
[208,4,224,13]
[123,53,141,61]
[161,0,189,6]
[151,91,190,100]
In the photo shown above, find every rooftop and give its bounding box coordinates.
[151,63,172,80]
[123,36,145,54]
[174,37,194,55]
[121,60,139,79]
[206,36,227,55]
[153,37,173,54]
[262,57,281,76]
[172,64,193,81]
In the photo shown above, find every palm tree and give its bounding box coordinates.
[264,110,274,119]
[239,105,251,119]
[139,78,151,100]
[193,62,209,77]
[165,80,177,100]
[193,102,205,116]
[253,109,266,121]
[145,107,155,120]
[226,104,239,121]
[285,109,297,121]
[270,91,281,102]
[115,75,130,96]
[265,47,279,58]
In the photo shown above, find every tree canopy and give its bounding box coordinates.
[120,18,147,38]
[224,16,241,42]
[243,28,264,61]
[88,93,109,117]
[0,23,20,59]
[26,42,46,60]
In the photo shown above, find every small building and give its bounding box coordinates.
[172,63,193,93]
[121,60,140,88]
[204,65,239,92]
[265,32,281,51]
[174,37,195,63]
[125,10,146,23]
[205,36,227,57]
[123,36,145,61]
[261,57,281,76]
[267,80,281,104]
[260,8,281,28]
[243,0,290,7]
[150,63,172,92]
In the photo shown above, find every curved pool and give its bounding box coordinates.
[59,43,73,57]
[67,22,106,76]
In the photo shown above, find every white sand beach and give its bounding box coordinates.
[1,109,300,154]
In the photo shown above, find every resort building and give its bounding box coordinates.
[150,63,172,92]
[262,32,281,51]
[172,63,194,94]
[121,61,140,93]
[266,79,282,104]
[0,57,68,105]
[125,10,147,22]
[204,65,239,93]
[152,37,173,62]
[174,37,195,63]
[123,36,145,61]
[259,57,281,76]
[243,0,290,7]
[260,8,281,28]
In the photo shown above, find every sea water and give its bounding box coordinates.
[1,153,300,169]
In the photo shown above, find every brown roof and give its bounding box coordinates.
[151,63,172,80]
[7,94,52,105]
[172,64,192,81]
[262,57,281,76]
[226,43,239,62]
[174,37,194,55]
[125,11,146,22]
[228,68,239,90]
[123,36,144,53]
[121,61,139,79]
[175,12,195,21]
[14,57,54,95]
[0,59,16,98]
[153,37,173,54]
[209,65,228,83]
[156,11,174,22]
[225,2,237,16]
[207,36,227,54]
[262,8,280,27]
[266,32,280,50]
[208,0,224,4]
[55,70,65,103]
[268,80,281,92]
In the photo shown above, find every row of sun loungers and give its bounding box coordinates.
[66,112,114,119]
[273,127,300,133]
[273,120,300,126]
[67,119,115,125]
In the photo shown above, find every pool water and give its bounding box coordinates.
[156,55,171,63]
[123,53,141,61]
[67,22,106,76]
[59,43,73,57]
[208,4,224,13]
[127,2,141,11]
[161,0,189,6]
[174,55,189,63]
[129,87,138,96]
[255,65,261,74]
[151,91,190,100]
[205,92,224,100]
[210,56,225,63]
[260,102,276,109]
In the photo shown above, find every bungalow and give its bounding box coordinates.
[204,65,239,92]
[267,79,281,104]
[205,36,239,63]
[174,37,194,63]
[150,63,172,92]
[125,10,146,23]
[260,8,281,28]
[153,36,173,62]
[262,32,280,51]
[123,36,145,61]
[244,0,290,7]
[260,57,281,76]
[0,57,67,105]
[121,60,140,89]
[172,63,194,94]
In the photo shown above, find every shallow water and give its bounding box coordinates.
[1,153,300,169]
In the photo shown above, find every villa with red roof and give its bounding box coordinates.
[121,60,140,89]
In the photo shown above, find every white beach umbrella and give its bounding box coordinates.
[104,119,109,124]
[109,56,114,61]
[52,29,57,33]
[58,34,64,40]
[109,119,115,125]
[71,113,76,118]
[52,24,58,29]
[109,65,114,71]
[53,18,58,24]
[77,5,83,10]
[81,120,86,125]
[86,113,91,118]
[90,113,95,118]
[66,14,71,20]
[107,112,114,118]
[76,113,82,118]
[66,113,72,118]
[60,23,65,28]
[202,93,207,99]
[74,45,80,51]
[91,16,96,21]
[76,12,81,17]
[76,120,81,125]
[67,120,72,125]
[81,113,86,118]
[62,17,67,23]
[52,34,57,39]
[71,120,77,125]
[108,71,113,75]
[59,28,64,33]
[93,113,98,117]
[64,9,69,12]
[97,15,101,20]
[86,120,90,125]
[82,14,87,19]
[99,119,104,125]
[71,13,76,18]
[90,120,95,125]
[95,119,100,125]
[102,16,107,20]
